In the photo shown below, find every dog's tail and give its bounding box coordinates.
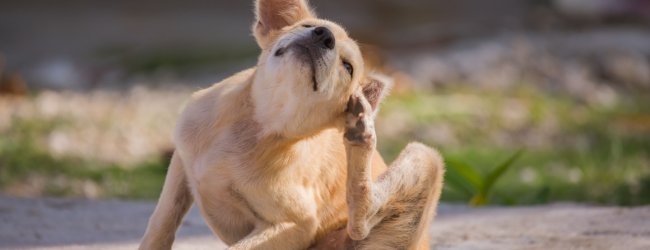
[140,151,193,250]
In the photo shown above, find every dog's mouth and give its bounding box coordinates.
[275,43,327,92]
[274,26,336,92]
[295,44,321,92]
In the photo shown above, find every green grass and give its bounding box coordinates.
[1,85,649,205]
[377,86,650,206]
[0,117,168,199]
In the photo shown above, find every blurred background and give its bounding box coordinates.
[1,0,649,206]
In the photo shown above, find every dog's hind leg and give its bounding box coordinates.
[343,95,444,250]
[140,151,193,250]
[346,143,444,250]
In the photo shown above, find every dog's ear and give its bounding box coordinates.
[361,73,393,114]
[253,0,315,49]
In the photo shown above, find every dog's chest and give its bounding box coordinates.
[231,151,325,221]
[225,133,347,225]
[239,176,318,223]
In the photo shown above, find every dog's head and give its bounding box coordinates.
[251,0,391,138]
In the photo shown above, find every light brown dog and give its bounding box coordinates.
[139,0,444,249]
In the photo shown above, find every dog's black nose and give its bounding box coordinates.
[312,27,335,50]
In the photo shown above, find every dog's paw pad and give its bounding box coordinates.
[345,95,375,146]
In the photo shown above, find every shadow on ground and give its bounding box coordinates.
[0,195,221,249]
[1,195,649,250]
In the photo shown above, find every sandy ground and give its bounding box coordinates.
[1,195,649,250]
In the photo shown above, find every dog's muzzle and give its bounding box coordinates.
[274,27,335,57]
[290,26,335,57]
[273,27,336,91]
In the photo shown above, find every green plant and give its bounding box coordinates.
[444,150,524,207]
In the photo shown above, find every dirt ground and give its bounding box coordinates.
[1,195,649,250]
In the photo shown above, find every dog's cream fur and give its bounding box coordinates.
[139,1,444,249]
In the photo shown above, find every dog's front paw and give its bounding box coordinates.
[344,94,376,147]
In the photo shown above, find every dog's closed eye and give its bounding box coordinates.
[343,61,353,76]
[274,47,286,56]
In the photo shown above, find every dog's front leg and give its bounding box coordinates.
[228,217,318,250]
[343,94,388,240]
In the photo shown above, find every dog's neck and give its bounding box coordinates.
[229,101,339,177]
